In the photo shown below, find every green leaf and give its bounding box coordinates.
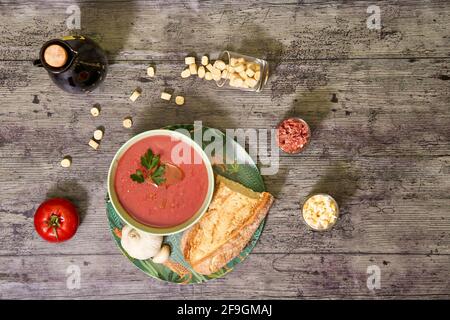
[151,164,166,186]
[132,148,166,185]
[152,175,166,186]
[107,201,123,230]
[140,156,148,169]
[141,155,149,169]
[152,164,165,177]
[130,169,145,183]
[141,149,154,169]
[150,154,160,170]
[139,260,184,284]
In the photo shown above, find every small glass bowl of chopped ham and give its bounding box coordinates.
[276,117,311,154]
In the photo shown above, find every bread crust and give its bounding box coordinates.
[181,189,274,275]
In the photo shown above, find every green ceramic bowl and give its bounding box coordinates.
[107,129,215,236]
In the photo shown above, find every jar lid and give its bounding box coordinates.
[43,44,68,68]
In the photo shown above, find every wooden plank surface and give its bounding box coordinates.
[1,254,449,299]
[1,0,449,61]
[0,0,449,299]
[1,60,449,257]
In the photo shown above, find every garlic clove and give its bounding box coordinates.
[152,244,171,264]
[121,225,163,260]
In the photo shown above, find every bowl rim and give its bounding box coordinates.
[107,129,215,236]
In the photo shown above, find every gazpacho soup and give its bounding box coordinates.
[114,135,209,228]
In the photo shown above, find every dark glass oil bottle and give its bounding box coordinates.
[34,35,108,94]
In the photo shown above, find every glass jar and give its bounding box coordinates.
[302,194,340,231]
[276,117,311,154]
[215,51,269,92]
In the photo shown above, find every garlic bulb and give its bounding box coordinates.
[152,244,171,264]
[121,225,163,260]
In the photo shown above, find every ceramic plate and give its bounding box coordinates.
[106,124,266,284]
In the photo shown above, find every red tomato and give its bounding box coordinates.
[34,198,79,242]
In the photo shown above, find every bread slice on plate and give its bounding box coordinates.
[181,175,274,275]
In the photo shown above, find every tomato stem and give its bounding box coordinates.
[48,214,61,240]
[52,226,59,240]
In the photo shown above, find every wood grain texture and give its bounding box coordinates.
[0,59,449,257]
[0,0,449,61]
[0,0,449,299]
[0,254,449,299]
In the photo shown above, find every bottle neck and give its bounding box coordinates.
[39,40,75,73]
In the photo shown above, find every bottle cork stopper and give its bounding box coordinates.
[43,44,68,68]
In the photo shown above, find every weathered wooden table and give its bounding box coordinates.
[0,0,449,299]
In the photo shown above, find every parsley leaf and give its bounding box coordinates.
[131,148,166,186]
[150,154,160,170]
[150,163,166,186]
[140,148,154,169]
[151,175,165,186]
[130,169,145,183]
[152,165,165,178]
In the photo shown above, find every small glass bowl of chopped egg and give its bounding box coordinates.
[302,194,339,231]
[215,51,269,92]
